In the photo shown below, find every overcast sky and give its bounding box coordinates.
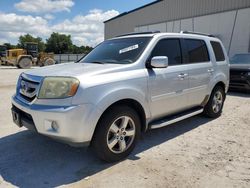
[0,0,154,47]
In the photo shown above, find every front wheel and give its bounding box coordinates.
[43,58,55,66]
[92,106,141,162]
[203,86,225,118]
[18,57,32,69]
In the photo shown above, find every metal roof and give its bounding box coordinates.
[104,0,163,23]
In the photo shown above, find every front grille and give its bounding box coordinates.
[230,80,248,84]
[19,76,40,102]
[230,69,248,76]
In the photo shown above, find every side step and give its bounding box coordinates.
[149,107,204,129]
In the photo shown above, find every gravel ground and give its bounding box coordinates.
[0,66,249,188]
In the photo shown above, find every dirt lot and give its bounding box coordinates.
[0,66,249,188]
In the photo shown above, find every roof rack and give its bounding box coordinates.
[116,31,161,37]
[180,31,215,38]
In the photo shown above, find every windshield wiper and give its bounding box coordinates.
[89,61,105,64]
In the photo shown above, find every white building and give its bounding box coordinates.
[104,0,250,57]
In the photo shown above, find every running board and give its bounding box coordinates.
[149,107,204,130]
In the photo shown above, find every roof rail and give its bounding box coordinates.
[180,31,215,38]
[116,31,161,37]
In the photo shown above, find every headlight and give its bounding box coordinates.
[38,77,79,99]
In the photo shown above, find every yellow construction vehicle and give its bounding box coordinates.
[4,42,55,69]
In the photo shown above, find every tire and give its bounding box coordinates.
[92,105,141,162]
[203,85,225,118]
[43,58,55,66]
[18,57,32,69]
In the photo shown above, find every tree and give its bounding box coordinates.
[69,45,93,54]
[17,34,45,52]
[46,32,73,54]
[3,43,17,50]
[83,46,93,54]
[3,33,94,54]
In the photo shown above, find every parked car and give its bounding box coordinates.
[11,31,229,162]
[229,53,250,91]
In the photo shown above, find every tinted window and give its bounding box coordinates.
[230,54,250,64]
[151,39,182,65]
[211,41,225,61]
[82,37,151,64]
[185,39,209,63]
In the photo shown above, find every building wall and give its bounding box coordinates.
[105,0,250,39]
[135,8,250,56]
[104,0,250,56]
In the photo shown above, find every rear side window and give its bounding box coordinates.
[185,39,210,63]
[151,39,182,65]
[210,41,225,61]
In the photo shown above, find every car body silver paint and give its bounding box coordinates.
[12,33,229,146]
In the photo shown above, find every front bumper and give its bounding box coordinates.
[229,77,250,91]
[12,95,99,147]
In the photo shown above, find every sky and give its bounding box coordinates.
[0,0,154,47]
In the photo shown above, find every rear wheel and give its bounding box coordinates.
[92,105,141,162]
[43,58,55,66]
[18,57,32,69]
[203,86,225,118]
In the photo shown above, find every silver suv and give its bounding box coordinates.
[11,31,229,162]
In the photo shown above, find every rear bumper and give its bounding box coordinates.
[11,95,100,147]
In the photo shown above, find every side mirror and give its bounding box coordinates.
[150,56,168,68]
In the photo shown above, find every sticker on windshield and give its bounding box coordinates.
[119,44,139,54]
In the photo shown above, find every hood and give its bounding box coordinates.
[24,62,124,78]
[230,64,250,70]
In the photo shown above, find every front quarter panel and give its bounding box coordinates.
[73,68,150,115]
[71,68,151,141]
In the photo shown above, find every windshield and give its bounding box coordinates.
[26,44,37,51]
[81,37,152,64]
[230,54,250,64]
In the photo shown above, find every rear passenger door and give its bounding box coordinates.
[183,39,213,107]
[148,38,189,119]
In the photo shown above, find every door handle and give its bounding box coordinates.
[208,69,214,73]
[178,73,188,79]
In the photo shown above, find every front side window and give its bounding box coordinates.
[151,39,182,65]
[81,37,152,64]
[185,39,210,63]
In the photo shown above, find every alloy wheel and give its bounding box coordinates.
[107,116,136,154]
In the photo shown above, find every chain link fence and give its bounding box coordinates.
[54,54,85,64]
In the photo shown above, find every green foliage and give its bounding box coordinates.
[70,45,93,54]
[3,33,94,54]
[3,43,17,50]
[45,32,73,54]
[17,34,45,52]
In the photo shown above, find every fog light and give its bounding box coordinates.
[44,120,59,132]
[51,121,59,131]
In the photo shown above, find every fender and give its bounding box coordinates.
[78,86,151,142]
[94,87,151,119]
[208,70,229,94]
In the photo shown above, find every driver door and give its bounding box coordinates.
[148,38,189,119]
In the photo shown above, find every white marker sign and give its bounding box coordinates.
[119,44,139,54]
